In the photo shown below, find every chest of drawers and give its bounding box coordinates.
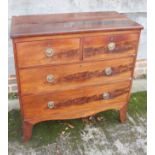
[10,11,143,142]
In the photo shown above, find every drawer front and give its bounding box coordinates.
[22,81,130,120]
[19,57,134,95]
[16,38,80,68]
[83,32,139,60]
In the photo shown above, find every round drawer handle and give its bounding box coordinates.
[108,42,116,51]
[46,74,55,83]
[105,67,112,76]
[48,101,55,109]
[45,48,54,57]
[103,92,110,100]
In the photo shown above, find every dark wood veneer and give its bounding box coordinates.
[11,12,143,38]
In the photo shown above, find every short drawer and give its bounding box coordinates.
[21,81,130,120]
[83,32,139,60]
[16,38,80,68]
[19,57,134,95]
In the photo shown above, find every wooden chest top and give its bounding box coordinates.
[10,11,143,38]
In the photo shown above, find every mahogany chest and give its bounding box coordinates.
[10,11,143,142]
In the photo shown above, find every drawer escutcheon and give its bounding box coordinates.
[108,42,116,51]
[45,48,54,57]
[46,74,55,83]
[103,92,110,100]
[104,67,112,76]
[48,101,55,109]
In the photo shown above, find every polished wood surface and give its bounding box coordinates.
[19,57,134,95]
[119,103,128,123]
[83,32,139,60]
[22,81,130,122]
[11,11,143,142]
[13,30,141,43]
[22,121,33,142]
[16,38,80,68]
[11,12,143,38]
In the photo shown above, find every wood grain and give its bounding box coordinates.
[11,12,143,38]
[10,11,143,142]
[23,121,33,142]
[22,80,130,123]
[19,57,134,95]
[13,30,141,43]
[16,38,80,67]
[119,103,128,123]
[83,32,139,60]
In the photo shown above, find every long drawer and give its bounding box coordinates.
[16,38,80,68]
[22,80,131,121]
[83,32,139,61]
[19,57,134,95]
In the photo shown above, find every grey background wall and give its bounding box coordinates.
[8,0,147,75]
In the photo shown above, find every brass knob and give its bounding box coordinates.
[46,74,55,83]
[103,92,110,100]
[105,67,112,76]
[108,42,116,51]
[47,101,55,109]
[45,48,54,57]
